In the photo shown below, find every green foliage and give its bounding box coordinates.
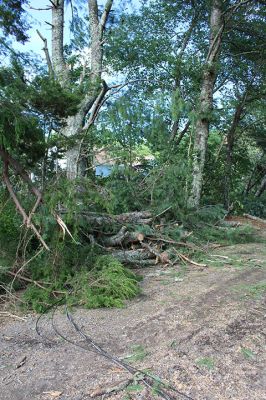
[124,344,148,363]
[23,254,141,312]
[0,0,29,44]
[181,205,258,247]
[126,384,144,393]
[241,347,256,360]
[0,191,21,241]
[29,76,80,119]
[242,196,266,219]
[70,256,141,308]
[235,281,266,300]
[0,190,22,272]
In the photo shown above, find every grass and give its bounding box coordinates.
[191,224,259,247]
[124,344,148,363]
[196,357,215,370]
[232,281,266,300]
[241,347,256,360]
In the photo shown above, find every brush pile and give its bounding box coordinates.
[67,210,197,268]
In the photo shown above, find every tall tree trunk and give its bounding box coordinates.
[188,0,224,208]
[50,0,113,179]
[51,0,68,83]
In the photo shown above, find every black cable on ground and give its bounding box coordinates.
[35,295,194,400]
[65,305,194,400]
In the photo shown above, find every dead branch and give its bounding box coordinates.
[0,312,26,321]
[174,250,207,267]
[7,271,51,291]
[2,160,49,251]
[36,29,53,77]
[140,242,170,264]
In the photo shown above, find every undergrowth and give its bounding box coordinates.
[23,255,141,313]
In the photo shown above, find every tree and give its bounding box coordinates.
[188,0,224,208]
[38,0,114,178]
[0,0,29,43]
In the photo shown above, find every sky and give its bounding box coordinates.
[13,0,74,56]
[13,0,141,58]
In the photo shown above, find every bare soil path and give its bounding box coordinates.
[1,225,266,400]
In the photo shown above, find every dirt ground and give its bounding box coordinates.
[1,223,266,400]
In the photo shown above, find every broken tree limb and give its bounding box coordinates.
[175,250,207,267]
[2,160,50,251]
[140,242,170,264]
[243,213,266,225]
[146,236,202,251]
[0,146,43,227]
[101,226,129,246]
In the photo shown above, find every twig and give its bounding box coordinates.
[30,6,52,11]
[174,250,207,267]
[10,247,44,290]
[153,206,172,220]
[147,236,202,251]
[0,312,26,321]
[7,271,51,291]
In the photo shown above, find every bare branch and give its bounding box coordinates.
[1,158,49,251]
[30,6,52,11]
[45,21,54,27]
[48,0,58,7]
[37,30,54,77]
[84,80,109,129]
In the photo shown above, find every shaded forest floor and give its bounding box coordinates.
[0,222,266,400]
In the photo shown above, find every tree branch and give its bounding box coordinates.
[99,0,113,35]
[36,29,54,77]
[1,157,49,251]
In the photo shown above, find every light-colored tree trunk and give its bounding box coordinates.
[50,0,113,179]
[51,0,68,83]
[188,0,224,208]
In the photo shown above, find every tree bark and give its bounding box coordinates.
[51,0,68,83]
[188,0,224,208]
[49,0,113,179]
[76,211,153,227]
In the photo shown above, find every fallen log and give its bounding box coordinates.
[110,248,154,265]
[78,211,153,227]
[243,213,266,225]
[101,227,144,246]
